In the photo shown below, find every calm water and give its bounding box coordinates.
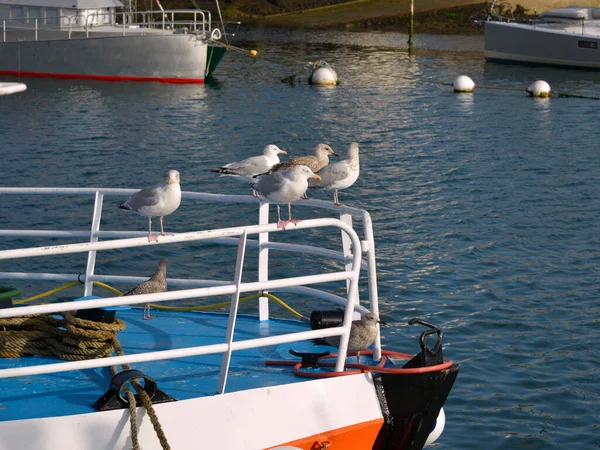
[1,28,599,449]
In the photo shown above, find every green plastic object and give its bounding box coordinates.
[0,286,21,301]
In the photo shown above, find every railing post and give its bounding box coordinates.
[362,212,381,361]
[340,213,355,298]
[3,20,5,43]
[84,192,104,296]
[258,203,270,320]
[217,231,248,394]
[334,227,361,372]
[35,18,38,41]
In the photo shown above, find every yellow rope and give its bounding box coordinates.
[12,281,80,305]
[13,281,123,305]
[12,282,306,320]
[147,292,305,320]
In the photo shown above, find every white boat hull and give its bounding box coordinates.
[0,373,384,450]
[0,34,211,83]
[484,20,600,69]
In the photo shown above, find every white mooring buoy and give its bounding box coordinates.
[425,407,446,446]
[526,80,552,97]
[452,75,476,93]
[309,62,339,86]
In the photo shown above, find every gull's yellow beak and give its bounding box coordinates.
[280,149,287,155]
[312,174,321,181]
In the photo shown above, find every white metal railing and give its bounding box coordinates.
[0,187,382,391]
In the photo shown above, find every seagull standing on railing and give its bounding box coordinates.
[314,312,383,364]
[117,170,181,242]
[250,165,321,229]
[308,142,360,206]
[266,143,338,174]
[211,145,287,197]
[122,258,168,320]
[263,143,338,200]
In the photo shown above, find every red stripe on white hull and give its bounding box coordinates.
[0,70,204,84]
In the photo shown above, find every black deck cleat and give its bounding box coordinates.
[289,349,330,368]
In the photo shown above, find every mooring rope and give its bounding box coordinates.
[0,313,125,359]
[111,337,171,450]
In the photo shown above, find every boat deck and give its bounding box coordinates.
[0,308,369,422]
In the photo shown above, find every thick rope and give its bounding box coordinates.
[0,313,125,360]
[111,337,171,450]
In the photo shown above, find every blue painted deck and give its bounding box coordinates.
[0,309,365,422]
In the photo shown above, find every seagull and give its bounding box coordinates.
[308,142,360,205]
[117,170,181,242]
[314,312,383,364]
[250,165,321,229]
[211,144,287,195]
[265,143,338,199]
[267,143,338,174]
[122,258,168,320]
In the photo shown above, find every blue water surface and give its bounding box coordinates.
[1,28,599,449]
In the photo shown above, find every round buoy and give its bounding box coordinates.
[250,50,258,57]
[453,75,476,93]
[424,407,446,446]
[0,82,27,96]
[526,80,552,97]
[309,67,338,86]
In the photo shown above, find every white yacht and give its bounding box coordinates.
[0,0,229,83]
[483,3,600,69]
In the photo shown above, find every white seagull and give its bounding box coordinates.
[117,170,181,242]
[211,144,287,183]
[308,142,360,205]
[250,165,321,229]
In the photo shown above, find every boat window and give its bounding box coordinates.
[578,40,598,49]
[29,7,42,24]
[46,9,59,25]
[10,6,25,24]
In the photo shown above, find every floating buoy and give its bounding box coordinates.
[308,62,338,86]
[453,75,476,93]
[526,80,552,97]
[250,49,258,57]
[0,82,27,96]
[424,407,445,446]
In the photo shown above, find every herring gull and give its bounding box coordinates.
[314,312,383,364]
[250,165,321,229]
[117,170,181,242]
[308,142,360,205]
[122,258,168,320]
[211,144,287,183]
[266,143,338,174]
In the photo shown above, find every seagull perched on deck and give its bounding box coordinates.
[250,165,321,229]
[314,312,383,364]
[122,258,168,320]
[117,170,181,242]
[308,142,360,205]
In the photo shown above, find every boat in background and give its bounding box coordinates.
[0,186,459,450]
[0,0,232,83]
[0,81,26,95]
[480,1,600,69]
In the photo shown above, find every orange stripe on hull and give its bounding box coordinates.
[267,418,384,450]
